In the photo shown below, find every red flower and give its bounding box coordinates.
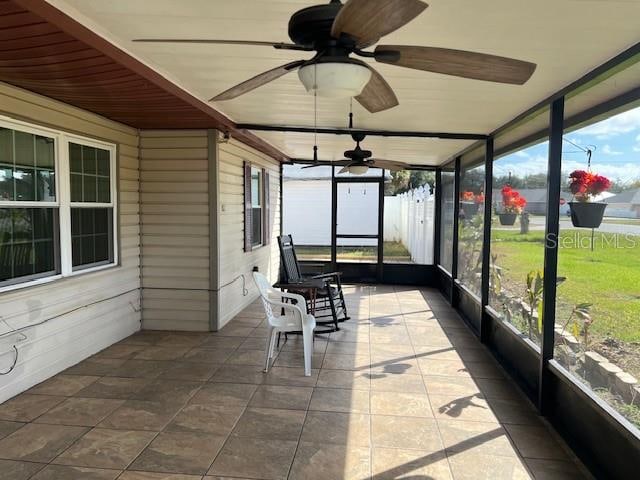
[501,186,527,213]
[568,170,611,201]
[461,191,475,202]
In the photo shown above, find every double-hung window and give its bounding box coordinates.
[0,117,117,290]
[243,161,270,252]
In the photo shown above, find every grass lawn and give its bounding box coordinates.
[295,241,411,262]
[490,229,640,343]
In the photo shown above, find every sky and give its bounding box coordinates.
[494,105,640,184]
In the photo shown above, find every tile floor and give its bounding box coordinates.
[0,285,589,480]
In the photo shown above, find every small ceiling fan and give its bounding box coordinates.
[134,0,537,113]
[302,132,409,174]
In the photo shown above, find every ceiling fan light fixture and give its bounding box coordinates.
[298,62,371,98]
[347,164,370,175]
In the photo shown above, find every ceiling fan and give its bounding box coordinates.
[302,132,409,175]
[134,0,537,113]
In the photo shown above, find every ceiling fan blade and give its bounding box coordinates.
[211,60,305,101]
[355,65,399,113]
[375,45,536,85]
[331,0,428,48]
[371,159,409,171]
[133,39,311,51]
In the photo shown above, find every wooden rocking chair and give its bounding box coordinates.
[277,235,349,332]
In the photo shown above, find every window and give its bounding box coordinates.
[457,162,485,297]
[69,142,115,270]
[554,105,640,431]
[0,117,117,290]
[244,162,270,251]
[439,164,455,273]
[489,140,549,346]
[282,164,332,261]
[383,169,435,264]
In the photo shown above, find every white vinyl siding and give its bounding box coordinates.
[218,139,280,328]
[139,130,211,332]
[0,81,140,404]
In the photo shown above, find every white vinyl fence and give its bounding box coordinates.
[384,186,435,264]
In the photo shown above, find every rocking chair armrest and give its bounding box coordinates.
[311,272,342,281]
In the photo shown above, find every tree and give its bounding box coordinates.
[385,170,434,195]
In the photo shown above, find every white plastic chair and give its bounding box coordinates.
[253,271,316,376]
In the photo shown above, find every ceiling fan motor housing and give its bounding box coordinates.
[288,2,343,47]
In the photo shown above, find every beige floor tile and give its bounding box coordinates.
[182,348,235,364]
[0,423,87,462]
[106,360,171,379]
[166,404,244,436]
[209,365,266,384]
[438,419,518,457]
[289,442,371,480]
[317,369,371,390]
[130,380,201,404]
[423,375,482,396]
[76,377,151,400]
[200,336,245,349]
[371,447,453,480]
[134,347,190,361]
[224,349,268,366]
[232,407,305,440]
[263,366,319,387]
[210,325,255,337]
[273,351,324,369]
[486,398,542,426]
[0,420,24,441]
[130,431,226,475]
[157,362,220,382]
[371,391,432,417]
[98,400,182,431]
[505,424,570,460]
[248,385,312,410]
[189,382,257,406]
[371,415,442,451]
[476,378,525,401]
[418,358,471,377]
[448,451,532,480]
[28,375,99,397]
[300,411,370,447]
[0,459,45,480]
[325,340,370,355]
[430,394,499,423]
[464,361,505,379]
[0,394,65,422]
[322,353,370,371]
[208,437,297,480]
[120,472,202,480]
[65,358,126,376]
[34,398,124,427]
[309,387,370,413]
[413,345,463,362]
[369,372,427,393]
[30,465,121,480]
[53,428,155,470]
[93,344,146,360]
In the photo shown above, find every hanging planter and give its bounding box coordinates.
[460,191,483,218]
[569,202,607,228]
[498,213,518,225]
[499,186,527,227]
[460,201,479,218]
[567,170,611,229]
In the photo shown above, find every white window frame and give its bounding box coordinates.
[250,165,263,249]
[0,115,118,293]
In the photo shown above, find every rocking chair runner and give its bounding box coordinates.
[277,235,350,332]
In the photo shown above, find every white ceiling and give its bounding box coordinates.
[47,0,640,165]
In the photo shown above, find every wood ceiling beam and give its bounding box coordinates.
[11,0,290,162]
